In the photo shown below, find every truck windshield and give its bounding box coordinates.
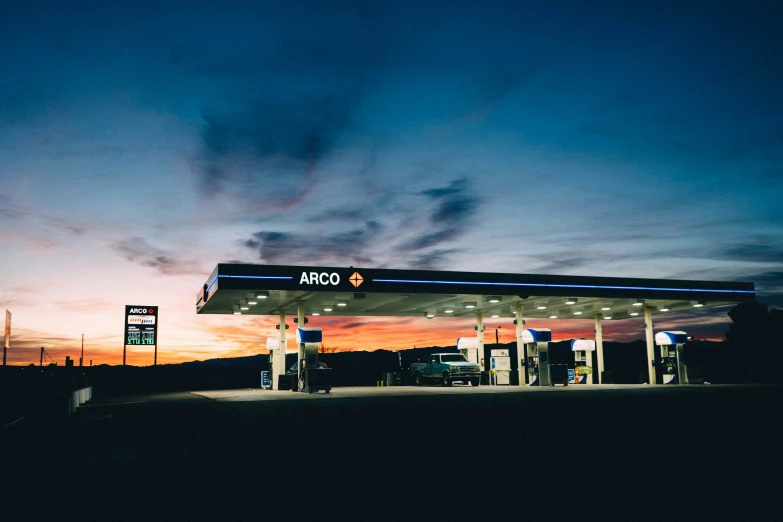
[440,354,468,363]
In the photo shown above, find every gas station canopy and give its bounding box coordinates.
[196,264,755,320]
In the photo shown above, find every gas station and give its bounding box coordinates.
[196,263,755,392]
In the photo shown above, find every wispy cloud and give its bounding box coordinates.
[113,238,205,276]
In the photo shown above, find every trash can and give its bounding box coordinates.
[278,374,292,390]
[549,364,569,386]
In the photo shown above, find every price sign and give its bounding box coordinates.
[125,306,158,347]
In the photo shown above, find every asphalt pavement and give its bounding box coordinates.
[2,384,780,521]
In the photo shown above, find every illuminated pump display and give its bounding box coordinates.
[655,331,689,385]
[266,337,295,391]
[522,328,552,386]
[296,328,331,393]
[571,339,596,384]
[457,337,480,366]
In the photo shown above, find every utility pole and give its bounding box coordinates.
[495,326,501,345]
[80,334,84,367]
[40,347,44,367]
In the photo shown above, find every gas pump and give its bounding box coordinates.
[266,337,295,390]
[655,331,689,385]
[296,328,331,393]
[522,328,552,386]
[571,339,596,384]
[457,337,480,366]
[490,348,511,385]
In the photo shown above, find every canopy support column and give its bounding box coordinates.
[297,302,305,391]
[644,306,656,384]
[276,310,287,390]
[515,304,524,386]
[595,314,604,384]
[476,312,484,374]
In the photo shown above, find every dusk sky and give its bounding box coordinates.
[1,0,781,366]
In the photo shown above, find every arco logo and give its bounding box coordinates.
[129,308,155,314]
[349,272,363,288]
[299,272,341,286]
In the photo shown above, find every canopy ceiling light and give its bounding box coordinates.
[601,307,611,311]
[536,306,547,310]
[464,302,477,309]
[630,312,640,316]
[565,298,578,305]
[632,300,644,306]
[443,308,454,314]
[247,300,258,305]
[323,306,333,312]
[337,300,348,307]
[693,301,705,308]
[603,316,612,320]
[491,314,499,318]
[549,315,558,319]
[573,311,583,315]
[659,307,670,312]
[425,312,435,319]
[487,296,501,303]
[256,291,269,299]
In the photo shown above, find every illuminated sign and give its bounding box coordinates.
[127,316,156,325]
[125,305,157,346]
[299,272,341,285]
[349,272,364,288]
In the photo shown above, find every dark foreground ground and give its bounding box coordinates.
[2,384,781,521]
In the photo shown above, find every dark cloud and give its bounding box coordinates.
[746,271,783,308]
[410,249,461,270]
[113,238,204,276]
[243,224,377,265]
[716,241,783,264]
[403,178,479,251]
[307,208,367,223]
[535,256,593,273]
[201,96,352,163]
[340,322,368,329]
[421,179,468,199]
[195,94,356,208]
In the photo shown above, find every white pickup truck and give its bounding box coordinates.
[409,353,481,386]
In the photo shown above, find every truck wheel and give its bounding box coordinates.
[442,373,451,387]
[470,378,479,387]
[414,373,422,386]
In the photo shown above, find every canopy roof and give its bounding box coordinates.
[196,264,755,320]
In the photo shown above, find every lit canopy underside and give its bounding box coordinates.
[196,264,755,320]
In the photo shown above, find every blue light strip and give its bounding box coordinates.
[372,278,755,294]
[208,274,293,294]
[206,275,218,293]
[219,275,293,281]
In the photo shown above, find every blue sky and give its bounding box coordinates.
[1,0,781,364]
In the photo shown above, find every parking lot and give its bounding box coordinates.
[2,383,780,520]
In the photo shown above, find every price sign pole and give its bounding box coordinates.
[3,309,10,367]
